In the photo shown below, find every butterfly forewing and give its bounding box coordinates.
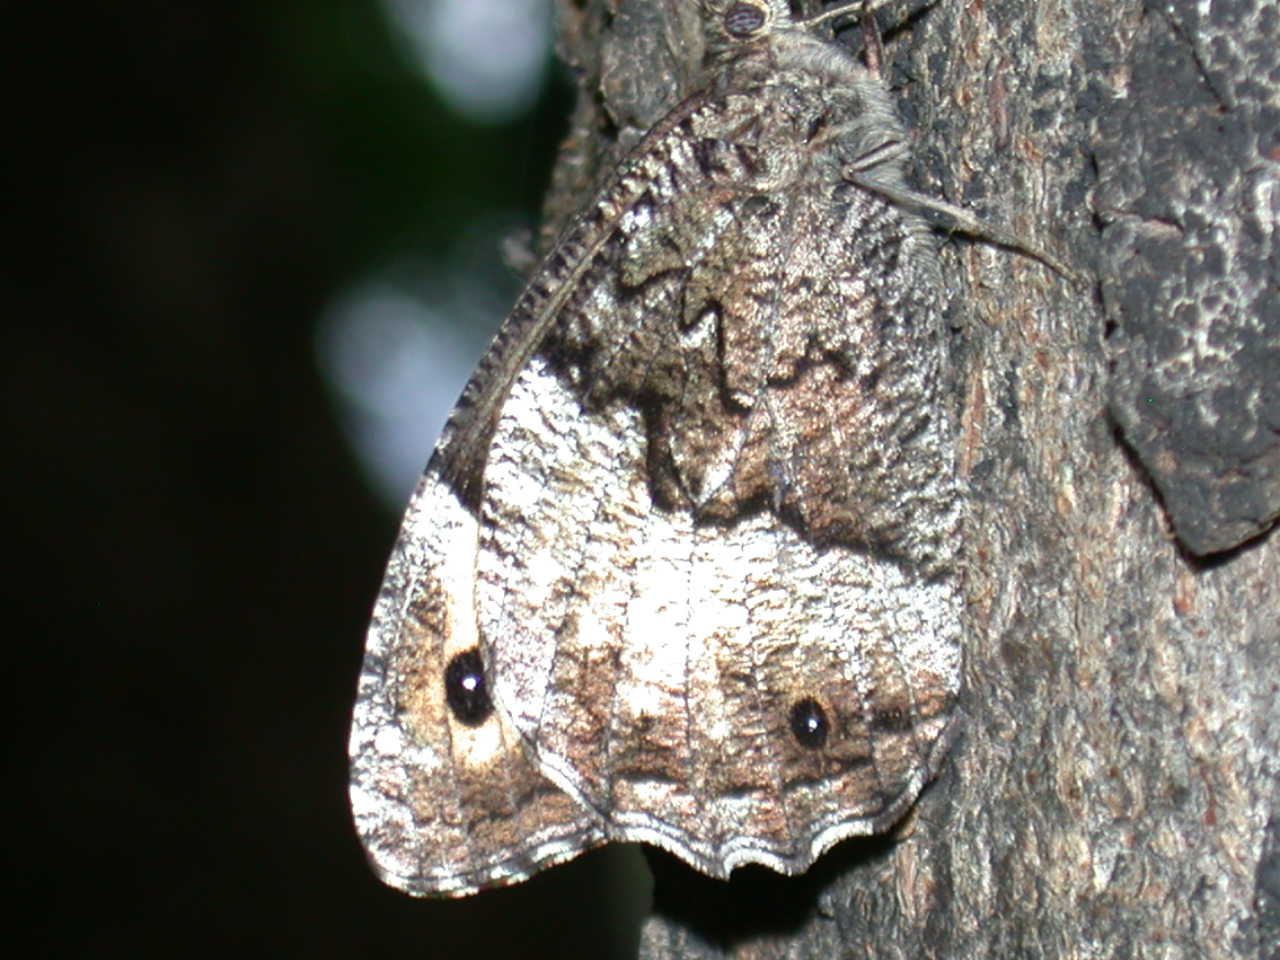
[349,476,606,896]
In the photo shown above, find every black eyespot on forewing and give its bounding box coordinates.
[789,697,829,749]
[444,648,493,726]
[724,2,767,37]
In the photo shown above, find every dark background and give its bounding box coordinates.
[5,3,649,956]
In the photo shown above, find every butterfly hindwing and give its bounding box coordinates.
[470,15,961,875]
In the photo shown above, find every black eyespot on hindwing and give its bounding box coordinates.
[789,697,829,749]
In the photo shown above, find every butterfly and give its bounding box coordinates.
[349,0,964,897]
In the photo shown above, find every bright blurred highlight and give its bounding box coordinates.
[381,0,552,121]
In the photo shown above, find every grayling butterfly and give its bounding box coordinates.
[349,0,967,897]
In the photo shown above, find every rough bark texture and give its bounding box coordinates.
[546,0,1280,956]
[1099,0,1280,556]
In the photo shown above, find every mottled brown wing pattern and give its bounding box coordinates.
[480,361,959,876]
[349,477,606,896]
[475,48,961,873]
[351,0,962,896]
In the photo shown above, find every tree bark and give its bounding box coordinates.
[546,1,1280,956]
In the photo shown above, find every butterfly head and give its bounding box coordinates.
[700,0,791,56]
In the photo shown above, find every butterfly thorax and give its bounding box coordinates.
[698,2,914,212]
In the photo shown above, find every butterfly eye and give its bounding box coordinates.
[788,697,830,749]
[723,1,767,37]
[444,648,493,726]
